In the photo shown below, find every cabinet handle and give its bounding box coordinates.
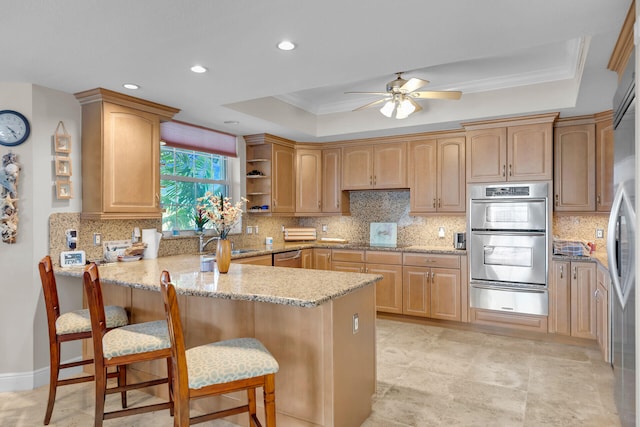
[318,201,321,208]
[573,267,577,280]
[502,165,506,177]
[555,194,559,207]
[369,176,372,185]
[336,202,339,208]
[273,199,277,207]
[425,272,430,283]
[431,272,435,281]
[594,288,600,300]
[560,265,564,279]
[509,164,512,176]
[597,195,601,206]
[155,193,160,207]
[438,199,441,208]
[373,175,377,186]
[433,199,436,208]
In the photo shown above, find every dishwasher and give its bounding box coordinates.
[273,250,302,268]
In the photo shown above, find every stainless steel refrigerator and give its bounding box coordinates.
[608,49,636,427]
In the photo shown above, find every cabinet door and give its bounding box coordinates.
[549,260,571,335]
[232,255,273,266]
[430,268,461,321]
[554,124,596,212]
[570,262,597,340]
[295,149,322,213]
[301,249,313,269]
[408,139,437,213]
[373,143,407,188]
[313,248,332,270]
[508,123,553,181]
[402,266,430,317]
[596,116,614,212]
[103,102,161,214]
[368,263,403,314]
[466,128,507,182]
[437,137,466,212]
[596,267,610,361]
[322,148,342,213]
[342,146,373,190]
[272,144,295,213]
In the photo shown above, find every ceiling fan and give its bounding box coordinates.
[345,72,462,119]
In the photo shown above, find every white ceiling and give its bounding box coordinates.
[0,0,632,142]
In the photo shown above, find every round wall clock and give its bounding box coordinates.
[0,110,31,146]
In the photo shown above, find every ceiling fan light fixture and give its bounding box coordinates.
[380,100,396,118]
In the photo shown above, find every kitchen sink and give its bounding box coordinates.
[231,249,259,255]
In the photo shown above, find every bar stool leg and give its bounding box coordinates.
[118,365,127,409]
[264,374,276,427]
[43,342,60,425]
[94,365,107,427]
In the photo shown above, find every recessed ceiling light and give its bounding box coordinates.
[190,65,208,73]
[277,40,296,51]
[224,120,240,125]
[123,83,139,90]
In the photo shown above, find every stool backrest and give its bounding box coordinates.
[39,255,60,342]
[82,263,108,358]
[159,272,189,396]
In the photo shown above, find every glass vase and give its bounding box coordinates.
[216,239,232,273]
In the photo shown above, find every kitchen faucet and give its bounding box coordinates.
[199,234,219,253]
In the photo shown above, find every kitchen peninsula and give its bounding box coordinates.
[56,255,381,427]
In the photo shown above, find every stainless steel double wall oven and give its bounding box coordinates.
[469,182,550,315]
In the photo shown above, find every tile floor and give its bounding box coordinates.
[0,318,621,426]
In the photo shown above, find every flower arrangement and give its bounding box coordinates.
[196,192,248,239]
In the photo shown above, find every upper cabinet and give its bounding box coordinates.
[295,149,322,214]
[464,113,557,183]
[245,134,295,215]
[342,142,407,190]
[74,88,179,220]
[553,118,596,212]
[321,148,349,214]
[409,134,465,213]
[595,111,614,212]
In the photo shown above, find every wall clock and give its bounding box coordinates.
[0,110,31,146]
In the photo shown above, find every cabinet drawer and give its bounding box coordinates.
[331,249,365,263]
[365,251,402,265]
[403,253,460,269]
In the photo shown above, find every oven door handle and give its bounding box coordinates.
[470,283,547,294]
[471,231,546,236]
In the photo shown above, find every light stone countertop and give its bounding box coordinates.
[552,249,609,270]
[55,254,383,308]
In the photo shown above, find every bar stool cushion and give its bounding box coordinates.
[186,337,279,389]
[103,320,170,359]
[55,305,128,335]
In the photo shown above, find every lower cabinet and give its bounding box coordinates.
[232,254,273,266]
[402,254,462,321]
[596,266,610,362]
[312,248,332,270]
[549,260,597,340]
[301,249,313,269]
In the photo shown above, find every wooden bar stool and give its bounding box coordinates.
[160,271,279,426]
[83,263,174,427]
[39,255,129,425]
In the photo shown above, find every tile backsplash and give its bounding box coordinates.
[49,191,610,264]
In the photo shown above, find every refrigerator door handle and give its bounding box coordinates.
[607,182,636,309]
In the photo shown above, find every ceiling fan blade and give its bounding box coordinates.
[353,97,390,112]
[411,90,462,100]
[345,91,391,96]
[401,77,429,93]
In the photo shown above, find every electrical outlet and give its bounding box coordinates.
[438,226,445,238]
[254,225,259,234]
[281,224,285,232]
[322,224,328,233]
[352,313,359,334]
[596,229,604,239]
[93,233,101,246]
[246,226,253,234]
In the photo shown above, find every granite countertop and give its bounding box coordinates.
[55,254,383,308]
[552,249,609,270]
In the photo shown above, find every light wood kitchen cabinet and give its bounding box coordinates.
[301,249,313,269]
[549,259,597,340]
[74,88,179,220]
[312,248,332,270]
[245,134,296,215]
[595,111,614,212]
[553,122,596,212]
[232,254,273,266]
[321,148,349,214]
[295,149,322,214]
[596,266,610,362]
[402,253,462,321]
[464,113,557,183]
[409,135,465,213]
[342,143,407,190]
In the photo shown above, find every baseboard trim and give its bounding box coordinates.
[0,357,84,392]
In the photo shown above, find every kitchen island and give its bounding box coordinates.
[56,254,382,427]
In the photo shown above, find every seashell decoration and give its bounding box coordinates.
[0,152,20,243]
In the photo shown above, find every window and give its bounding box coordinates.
[160,146,230,231]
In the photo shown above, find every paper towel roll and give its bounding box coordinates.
[142,228,161,259]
